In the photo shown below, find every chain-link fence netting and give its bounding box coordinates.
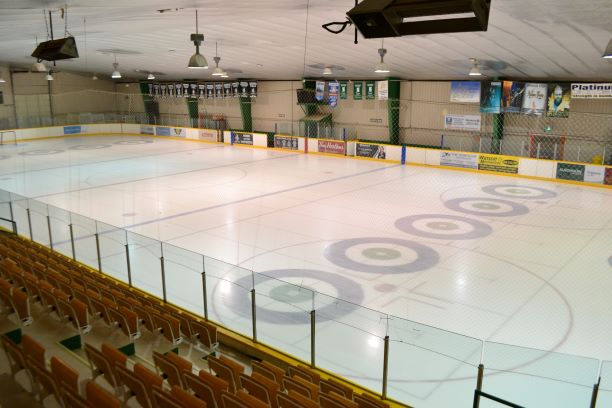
[3,86,611,164]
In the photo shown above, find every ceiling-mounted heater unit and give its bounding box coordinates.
[347,0,491,38]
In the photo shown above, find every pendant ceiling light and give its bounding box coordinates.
[46,71,54,81]
[92,74,98,80]
[111,54,121,79]
[211,42,225,76]
[147,73,155,80]
[603,39,612,59]
[468,58,482,76]
[322,66,333,75]
[0,75,5,83]
[188,10,208,69]
[374,39,390,73]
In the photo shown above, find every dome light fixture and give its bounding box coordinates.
[374,39,390,73]
[46,71,54,81]
[147,73,155,80]
[323,66,333,75]
[603,39,612,59]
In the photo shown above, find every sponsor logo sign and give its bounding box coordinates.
[233,132,253,145]
[571,83,612,99]
[318,140,345,155]
[156,127,171,136]
[356,143,386,159]
[478,154,519,174]
[444,114,481,131]
[584,165,605,183]
[171,128,186,137]
[605,168,612,186]
[274,136,299,150]
[140,125,155,135]
[64,125,82,135]
[199,130,217,142]
[556,162,585,181]
[440,151,478,169]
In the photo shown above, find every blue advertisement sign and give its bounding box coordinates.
[328,81,339,108]
[156,127,171,136]
[450,81,481,103]
[64,125,82,135]
[480,81,502,114]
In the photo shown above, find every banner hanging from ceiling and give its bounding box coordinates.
[480,81,502,113]
[571,83,612,99]
[546,83,571,118]
[522,83,548,116]
[501,81,524,113]
[450,81,481,103]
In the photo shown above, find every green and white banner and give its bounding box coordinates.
[353,81,363,100]
[365,80,375,100]
[339,81,348,100]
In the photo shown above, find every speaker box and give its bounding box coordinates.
[31,37,79,61]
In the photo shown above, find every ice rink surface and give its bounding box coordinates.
[1,135,611,407]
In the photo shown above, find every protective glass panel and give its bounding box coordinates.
[47,205,72,259]
[599,360,612,408]
[127,231,163,299]
[315,292,387,394]
[204,256,253,339]
[253,273,312,363]
[70,212,98,270]
[96,220,128,283]
[162,243,204,316]
[482,341,599,408]
[387,316,482,408]
[10,192,30,239]
[27,199,50,247]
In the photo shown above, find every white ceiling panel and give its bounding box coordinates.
[0,0,610,81]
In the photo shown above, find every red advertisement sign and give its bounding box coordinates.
[318,140,345,155]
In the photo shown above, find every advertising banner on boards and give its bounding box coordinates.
[156,127,171,136]
[233,132,253,145]
[556,162,585,181]
[64,125,82,135]
[318,140,345,155]
[140,125,155,135]
[583,165,605,183]
[356,143,386,159]
[450,81,481,103]
[274,136,299,150]
[605,168,612,185]
[440,151,478,169]
[199,130,218,142]
[478,154,519,174]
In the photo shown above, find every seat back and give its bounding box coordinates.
[115,364,152,408]
[239,374,272,407]
[84,343,119,389]
[198,369,229,405]
[28,357,61,404]
[153,351,185,389]
[60,383,91,408]
[320,393,357,408]
[154,314,183,345]
[191,320,218,351]
[133,363,164,405]
[320,378,353,400]
[277,393,307,408]
[152,386,183,408]
[170,385,207,408]
[185,371,219,408]
[70,298,91,333]
[353,393,390,408]
[220,390,251,408]
[50,356,79,394]
[288,365,320,385]
[282,377,312,400]
[133,304,156,332]
[208,355,238,393]
[11,288,32,325]
[22,334,45,367]
[100,343,127,383]
[85,380,121,408]
[108,306,140,342]
[286,390,320,408]
[324,391,359,408]
[0,334,27,378]
[259,360,286,388]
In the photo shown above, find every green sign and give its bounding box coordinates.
[556,162,585,181]
[353,81,363,100]
[339,81,348,100]
[365,80,375,100]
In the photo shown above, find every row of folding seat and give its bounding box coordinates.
[0,332,122,408]
[0,232,392,408]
